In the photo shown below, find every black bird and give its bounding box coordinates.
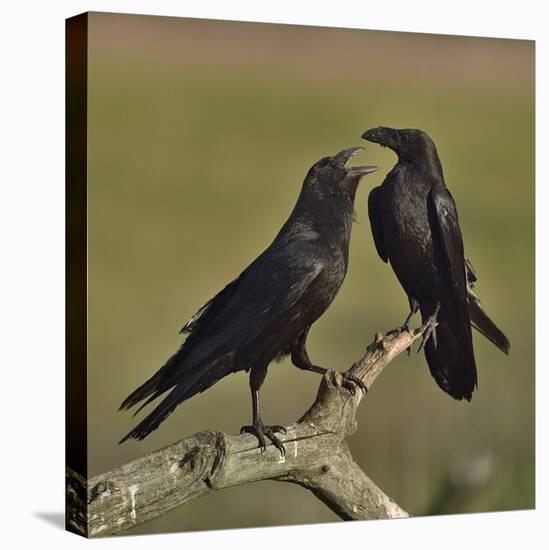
[119,147,378,453]
[362,127,509,401]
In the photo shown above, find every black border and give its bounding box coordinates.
[65,11,88,536]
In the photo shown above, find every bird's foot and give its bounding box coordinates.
[387,323,415,356]
[241,422,287,456]
[418,304,441,353]
[341,372,368,395]
[387,322,411,337]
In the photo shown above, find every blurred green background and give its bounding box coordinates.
[86,13,534,534]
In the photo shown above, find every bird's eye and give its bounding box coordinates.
[403,135,410,142]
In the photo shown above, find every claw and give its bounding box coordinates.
[269,425,287,434]
[265,428,286,457]
[388,324,414,357]
[418,303,441,353]
[342,372,368,394]
[240,424,267,452]
[388,305,417,339]
[240,422,286,456]
[387,323,410,337]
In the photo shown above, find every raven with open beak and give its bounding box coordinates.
[119,147,377,455]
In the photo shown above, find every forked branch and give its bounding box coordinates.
[66,325,429,537]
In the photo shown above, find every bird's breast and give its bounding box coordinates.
[382,178,437,296]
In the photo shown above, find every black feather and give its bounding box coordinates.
[362,126,509,400]
[118,147,376,443]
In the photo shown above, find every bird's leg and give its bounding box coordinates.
[418,302,441,353]
[388,298,420,356]
[240,367,286,456]
[291,327,327,376]
[389,298,419,334]
[291,328,367,394]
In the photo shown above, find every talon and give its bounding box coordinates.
[240,422,286,457]
[387,322,411,338]
[266,432,286,457]
[342,373,368,394]
[388,307,417,338]
[342,379,356,395]
[270,425,286,434]
[418,304,440,353]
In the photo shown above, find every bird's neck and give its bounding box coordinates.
[309,198,355,240]
[397,158,444,185]
[280,195,355,245]
[399,150,445,183]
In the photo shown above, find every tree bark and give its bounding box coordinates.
[66,325,428,537]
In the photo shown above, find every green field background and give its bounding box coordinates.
[86,13,535,534]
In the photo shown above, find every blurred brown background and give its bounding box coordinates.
[86,12,534,534]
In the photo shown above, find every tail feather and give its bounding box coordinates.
[118,372,166,413]
[464,256,510,355]
[119,352,234,443]
[423,304,477,401]
[118,354,179,412]
[119,370,208,443]
[468,288,510,355]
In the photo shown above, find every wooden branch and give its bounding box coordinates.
[66,325,428,537]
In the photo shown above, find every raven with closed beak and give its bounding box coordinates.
[119,147,378,454]
[362,127,509,401]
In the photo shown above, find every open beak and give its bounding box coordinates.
[331,146,364,166]
[348,165,378,176]
[331,146,378,176]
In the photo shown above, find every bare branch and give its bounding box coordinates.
[66,325,427,537]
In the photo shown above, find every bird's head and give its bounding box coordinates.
[361,127,440,166]
[303,146,378,202]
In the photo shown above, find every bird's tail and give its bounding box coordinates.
[118,351,232,443]
[118,368,220,443]
[464,257,510,355]
[423,302,478,401]
[467,287,511,355]
[118,371,163,415]
[118,352,181,413]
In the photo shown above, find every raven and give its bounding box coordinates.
[362,127,509,401]
[119,147,378,453]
